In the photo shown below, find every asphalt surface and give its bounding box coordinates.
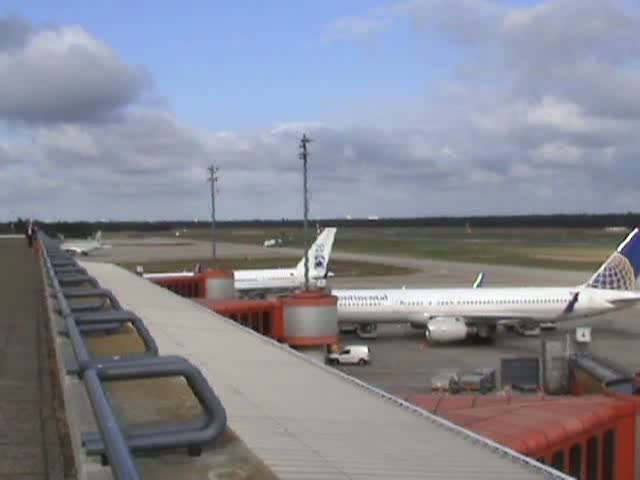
[83,237,293,263]
[90,236,589,287]
[89,237,640,396]
[0,238,72,480]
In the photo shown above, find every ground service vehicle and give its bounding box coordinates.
[327,345,371,365]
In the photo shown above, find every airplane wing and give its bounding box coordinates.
[409,311,547,325]
[465,314,539,322]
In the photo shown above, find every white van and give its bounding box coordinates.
[327,345,371,365]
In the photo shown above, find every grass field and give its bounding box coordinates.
[119,257,415,277]
[113,226,628,272]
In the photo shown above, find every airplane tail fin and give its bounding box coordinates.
[296,227,337,278]
[586,227,640,291]
[95,230,102,244]
[473,272,484,289]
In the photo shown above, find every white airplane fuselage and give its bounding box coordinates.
[233,268,324,293]
[334,286,640,324]
[61,240,102,255]
[144,267,325,296]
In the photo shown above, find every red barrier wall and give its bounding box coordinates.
[404,393,637,479]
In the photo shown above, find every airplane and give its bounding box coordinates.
[333,227,640,344]
[143,227,337,297]
[339,271,485,338]
[59,231,109,256]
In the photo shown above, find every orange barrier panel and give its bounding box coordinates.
[150,277,338,349]
[404,393,638,480]
[151,275,206,299]
[195,298,285,342]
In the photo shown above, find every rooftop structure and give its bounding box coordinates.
[83,261,569,480]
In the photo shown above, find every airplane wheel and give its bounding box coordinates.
[358,358,366,365]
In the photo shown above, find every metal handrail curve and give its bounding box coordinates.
[39,235,141,480]
[39,232,228,479]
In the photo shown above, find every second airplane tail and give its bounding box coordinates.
[586,227,640,291]
[296,227,337,279]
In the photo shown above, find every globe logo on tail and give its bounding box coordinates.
[588,253,635,290]
[314,244,326,270]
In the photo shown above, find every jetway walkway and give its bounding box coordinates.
[83,260,573,480]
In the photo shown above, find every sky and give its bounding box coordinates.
[0,0,639,221]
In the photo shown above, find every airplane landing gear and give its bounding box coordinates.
[475,324,497,345]
[356,323,378,339]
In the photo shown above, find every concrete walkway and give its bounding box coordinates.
[0,239,72,480]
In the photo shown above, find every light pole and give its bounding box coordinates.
[299,133,312,291]
[207,165,219,265]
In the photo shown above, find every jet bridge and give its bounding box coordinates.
[150,273,340,348]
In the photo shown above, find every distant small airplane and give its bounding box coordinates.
[59,231,110,256]
[263,238,283,248]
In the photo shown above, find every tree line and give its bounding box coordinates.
[1,213,639,238]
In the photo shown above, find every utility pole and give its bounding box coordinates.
[299,133,312,291]
[207,165,220,265]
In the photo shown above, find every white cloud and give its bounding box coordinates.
[3,3,640,220]
[501,2,552,32]
[324,3,413,40]
[0,17,148,123]
[525,98,595,134]
[38,125,100,158]
[532,141,584,166]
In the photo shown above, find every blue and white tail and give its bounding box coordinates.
[296,227,337,279]
[586,227,640,290]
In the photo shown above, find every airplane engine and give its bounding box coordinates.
[425,317,473,343]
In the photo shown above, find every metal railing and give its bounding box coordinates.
[39,233,227,479]
[571,352,634,394]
